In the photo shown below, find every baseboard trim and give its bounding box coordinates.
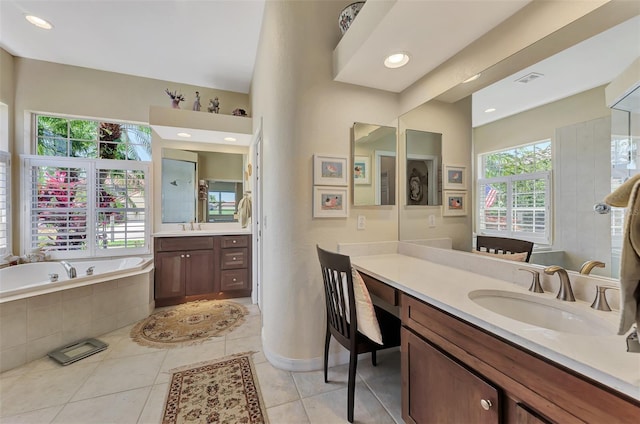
[261,328,350,372]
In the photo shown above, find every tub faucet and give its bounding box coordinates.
[60,261,77,279]
[544,266,575,301]
[580,260,605,275]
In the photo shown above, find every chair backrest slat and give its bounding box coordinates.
[317,245,358,341]
[476,235,534,262]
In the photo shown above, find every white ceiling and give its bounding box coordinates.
[1,0,637,131]
[472,15,640,127]
[334,0,532,93]
[0,0,266,93]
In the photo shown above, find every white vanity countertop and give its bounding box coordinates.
[153,228,251,237]
[351,253,640,401]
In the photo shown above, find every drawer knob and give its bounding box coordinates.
[232,257,237,260]
[480,399,492,411]
[180,254,185,258]
[186,254,190,258]
[233,278,237,282]
[233,240,237,243]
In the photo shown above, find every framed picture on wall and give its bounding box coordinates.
[444,164,467,190]
[353,155,370,184]
[443,190,467,216]
[313,186,348,218]
[314,154,348,186]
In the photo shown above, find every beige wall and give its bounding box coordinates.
[474,86,610,154]
[198,151,244,182]
[251,0,400,368]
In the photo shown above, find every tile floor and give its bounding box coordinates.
[0,298,402,423]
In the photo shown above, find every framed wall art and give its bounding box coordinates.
[313,186,348,218]
[444,164,467,190]
[353,155,370,184]
[443,190,467,216]
[313,154,348,186]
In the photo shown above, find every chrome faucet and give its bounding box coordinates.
[60,261,77,278]
[544,265,575,301]
[580,260,605,275]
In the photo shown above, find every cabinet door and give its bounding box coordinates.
[185,249,216,296]
[155,251,186,299]
[402,328,500,424]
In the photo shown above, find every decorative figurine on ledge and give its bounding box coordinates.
[232,108,248,117]
[208,97,220,113]
[193,91,201,111]
[165,89,185,109]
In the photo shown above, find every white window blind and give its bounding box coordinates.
[23,156,149,258]
[0,151,9,256]
[478,171,551,244]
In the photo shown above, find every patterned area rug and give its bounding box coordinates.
[130,300,249,348]
[162,353,269,424]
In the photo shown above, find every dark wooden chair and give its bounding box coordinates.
[476,235,534,262]
[316,245,400,423]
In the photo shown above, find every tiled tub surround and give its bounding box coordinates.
[0,261,154,372]
[337,241,639,403]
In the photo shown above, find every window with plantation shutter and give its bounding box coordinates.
[0,151,9,256]
[23,156,149,258]
[477,141,552,245]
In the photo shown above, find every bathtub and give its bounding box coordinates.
[0,256,155,372]
[0,257,152,302]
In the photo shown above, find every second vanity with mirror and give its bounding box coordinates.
[151,106,253,306]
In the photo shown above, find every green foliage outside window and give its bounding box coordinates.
[482,141,551,178]
[36,115,151,160]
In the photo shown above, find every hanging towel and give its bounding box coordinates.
[238,194,252,228]
[605,174,640,334]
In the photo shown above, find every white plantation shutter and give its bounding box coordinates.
[0,152,9,256]
[24,156,149,258]
[478,172,551,244]
[95,166,147,250]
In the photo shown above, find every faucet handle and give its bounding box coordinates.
[86,266,95,276]
[519,268,543,293]
[48,273,59,282]
[590,285,619,311]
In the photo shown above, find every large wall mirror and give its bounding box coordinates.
[161,148,245,224]
[353,122,397,206]
[406,129,442,206]
[398,15,639,280]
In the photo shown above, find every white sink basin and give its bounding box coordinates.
[468,290,615,336]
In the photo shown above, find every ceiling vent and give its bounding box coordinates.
[515,72,544,83]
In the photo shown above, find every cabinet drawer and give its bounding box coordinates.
[221,269,249,291]
[156,236,214,252]
[359,272,398,306]
[221,235,249,249]
[221,248,248,269]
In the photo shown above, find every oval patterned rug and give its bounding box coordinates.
[130,300,249,348]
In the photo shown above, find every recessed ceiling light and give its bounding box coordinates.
[484,108,496,113]
[384,52,410,69]
[463,73,481,83]
[224,137,236,142]
[177,132,191,138]
[25,15,53,30]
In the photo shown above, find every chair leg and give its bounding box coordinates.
[371,349,377,366]
[324,327,330,383]
[347,349,358,423]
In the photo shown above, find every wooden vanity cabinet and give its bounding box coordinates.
[400,292,640,423]
[219,235,252,293]
[356,272,640,424]
[154,236,217,305]
[154,234,251,306]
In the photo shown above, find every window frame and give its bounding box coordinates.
[476,139,553,245]
[0,151,10,257]
[21,155,150,259]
